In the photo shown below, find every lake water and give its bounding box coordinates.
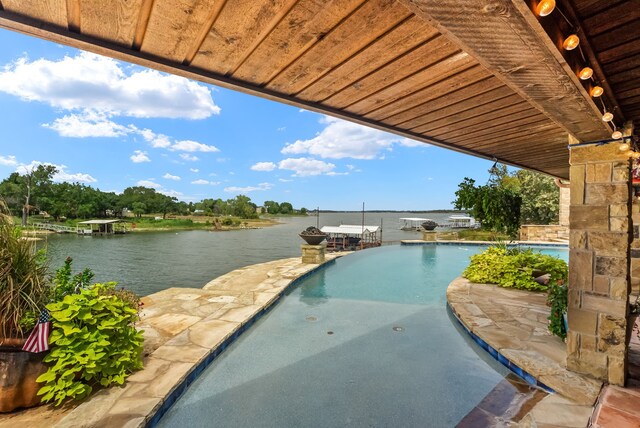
[41,212,458,296]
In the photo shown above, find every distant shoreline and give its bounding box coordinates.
[315,210,467,214]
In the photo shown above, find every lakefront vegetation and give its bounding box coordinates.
[453,165,560,238]
[0,166,307,226]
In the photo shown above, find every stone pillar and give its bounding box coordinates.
[422,231,437,241]
[567,135,631,386]
[559,186,570,227]
[301,244,326,264]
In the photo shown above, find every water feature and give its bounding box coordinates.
[40,212,457,296]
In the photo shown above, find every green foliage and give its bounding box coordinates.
[547,282,568,340]
[37,282,144,406]
[456,229,510,241]
[0,199,50,337]
[463,246,568,292]
[454,177,522,238]
[452,166,560,237]
[52,257,94,302]
[516,170,560,224]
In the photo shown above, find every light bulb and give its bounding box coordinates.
[579,67,593,80]
[612,131,623,140]
[537,0,556,16]
[602,112,614,122]
[563,34,580,50]
[619,143,630,151]
[591,86,604,97]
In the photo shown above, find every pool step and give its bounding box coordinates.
[455,373,547,427]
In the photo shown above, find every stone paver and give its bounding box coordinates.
[448,277,600,427]
[0,254,342,428]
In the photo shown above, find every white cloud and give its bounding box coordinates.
[0,52,220,119]
[250,162,276,172]
[16,160,96,183]
[224,182,273,193]
[0,155,18,166]
[180,153,199,162]
[170,140,219,153]
[278,157,336,177]
[277,127,286,132]
[163,173,181,181]
[130,150,150,163]
[278,178,293,182]
[43,110,131,138]
[191,179,220,185]
[136,179,161,188]
[190,168,199,173]
[281,116,423,160]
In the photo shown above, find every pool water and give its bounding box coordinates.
[158,244,568,427]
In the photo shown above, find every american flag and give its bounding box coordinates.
[22,310,51,353]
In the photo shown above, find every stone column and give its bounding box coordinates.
[567,135,631,385]
[301,244,326,264]
[559,186,570,227]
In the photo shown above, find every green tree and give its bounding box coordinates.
[279,202,293,214]
[453,167,522,237]
[132,202,146,218]
[453,166,560,237]
[263,200,280,214]
[516,170,559,224]
[0,165,57,225]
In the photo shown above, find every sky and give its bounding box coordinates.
[0,28,499,211]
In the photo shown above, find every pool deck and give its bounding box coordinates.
[4,247,639,427]
[0,254,343,428]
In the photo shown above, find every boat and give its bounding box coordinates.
[447,215,478,229]
[399,217,436,231]
[320,224,382,251]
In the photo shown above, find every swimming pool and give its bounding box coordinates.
[158,244,568,427]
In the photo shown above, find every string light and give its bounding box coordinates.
[631,152,640,159]
[563,34,580,50]
[591,86,604,97]
[602,112,614,122]
[579,67,593,80]
[619,142,630,151]
[536,0,556,16]
[612,130,623,140]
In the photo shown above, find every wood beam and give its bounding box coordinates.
[398,0,611,143]
[0,8,565,178]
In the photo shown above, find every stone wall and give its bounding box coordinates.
[567,142,631,386]
[630,164,640,298]
[519,225,568,242]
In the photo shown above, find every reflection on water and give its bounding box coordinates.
[297,269,328,306]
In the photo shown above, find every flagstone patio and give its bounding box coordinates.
[0,254,343,428]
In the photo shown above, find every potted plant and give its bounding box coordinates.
[299,226,327,245]
[0,199,50,413]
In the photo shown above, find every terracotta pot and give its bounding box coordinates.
[0,339,48,413]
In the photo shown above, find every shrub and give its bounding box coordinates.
[0,199,50,338]
[463,246,567,292]
[547,282,568,340]
[37,282,144,406]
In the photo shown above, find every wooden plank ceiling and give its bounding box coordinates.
[0,0,620,179]
[566,0,640,132]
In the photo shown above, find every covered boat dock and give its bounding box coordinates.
[321,225,382,251]
[77,220,128,236]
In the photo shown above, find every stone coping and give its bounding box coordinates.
[0,254,344,428]
[447,277,603,425]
